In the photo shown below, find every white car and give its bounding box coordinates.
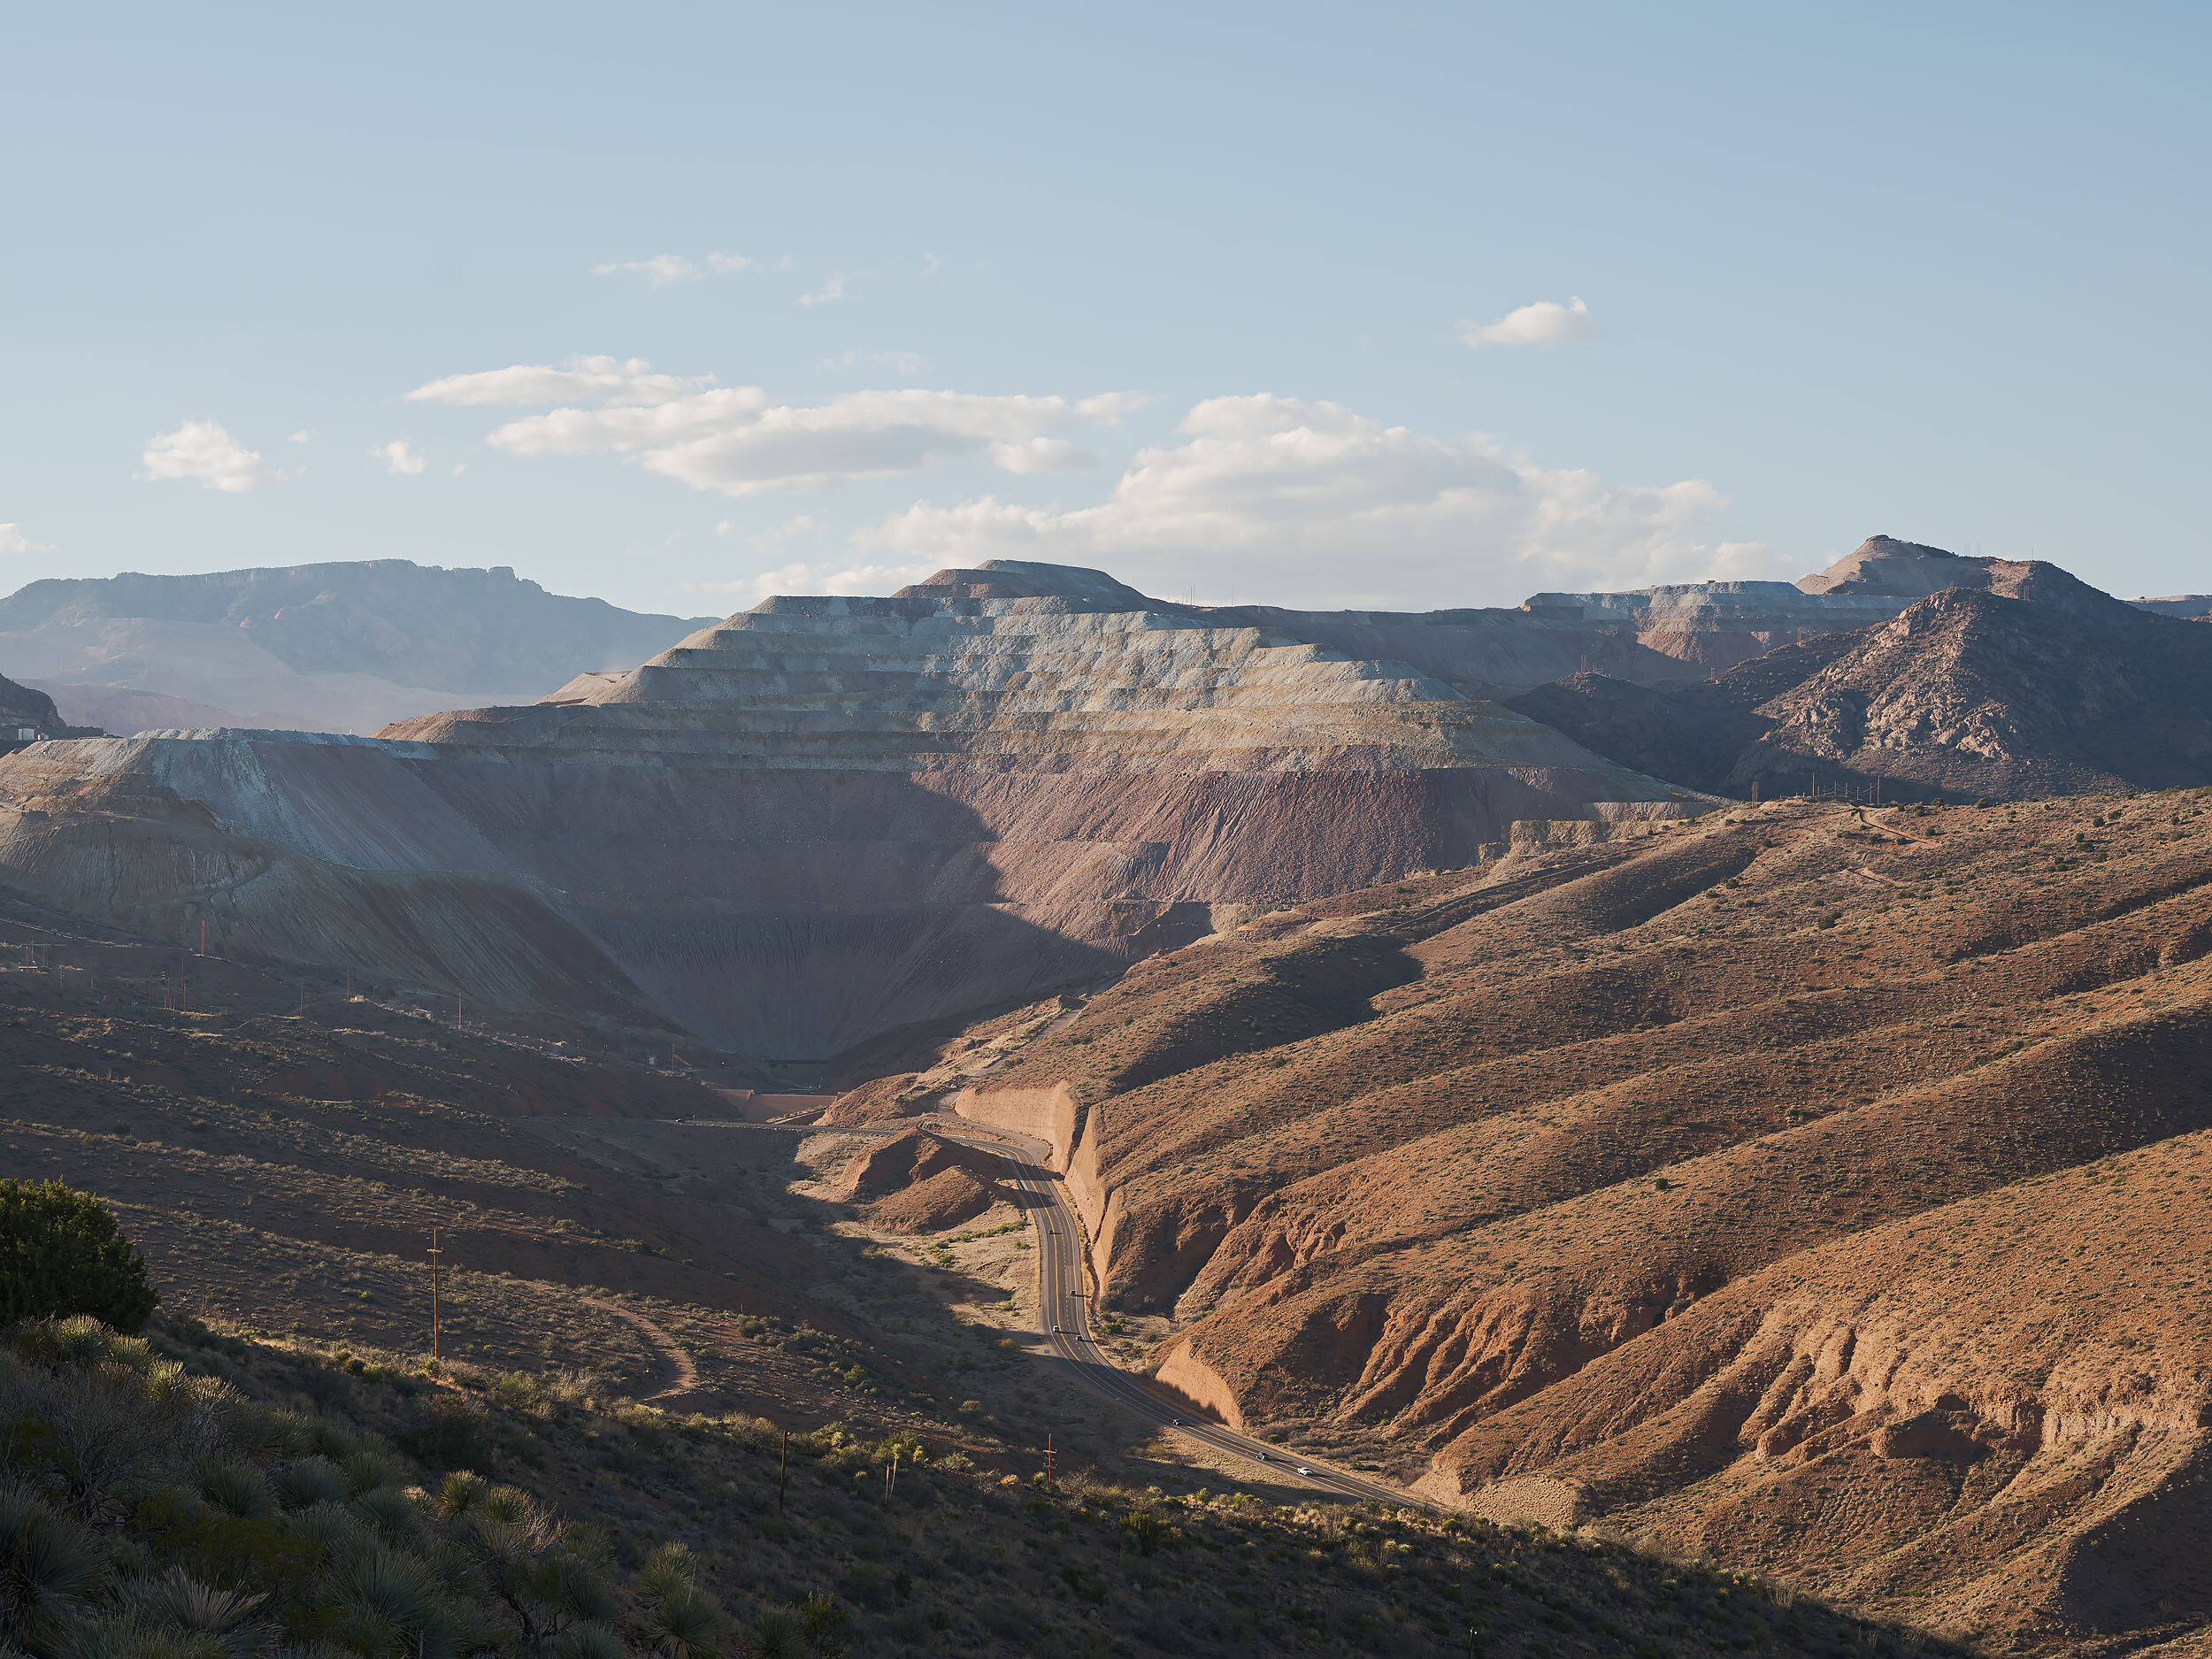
[1295,1466,1312,1476]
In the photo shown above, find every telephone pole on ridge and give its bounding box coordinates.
[428,1228,444,1363]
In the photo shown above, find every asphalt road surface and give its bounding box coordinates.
[956,1130,1424,1511]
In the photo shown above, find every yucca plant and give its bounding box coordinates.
[0,1480,101,1651]
[552,1623,624,1659]
[273,1459,350,1513]
[742,1610,804,1659]
[193,1460,275,1523]
[643,1587,719,1659]
[156,1565,266,1659]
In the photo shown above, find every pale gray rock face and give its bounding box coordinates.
[0,541,2048,1057]
[0,560,711,735]
[0,563,1708,1063]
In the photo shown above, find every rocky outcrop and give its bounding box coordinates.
[1509,573,2212,802]
[1184,534,2039,695]
[0,563,1707,1061]
[1732,585,2212,798]
[839,1127,1014,1233]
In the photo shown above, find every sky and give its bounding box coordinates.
[3,2,2207,618]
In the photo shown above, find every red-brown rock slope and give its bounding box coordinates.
[954,790,2212,1652]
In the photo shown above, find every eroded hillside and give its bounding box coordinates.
[0,892,1935,1659]
[947,790,2212,1652]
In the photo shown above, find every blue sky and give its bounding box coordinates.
[4,2,2206,615]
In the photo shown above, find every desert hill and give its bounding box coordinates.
[0,562,1707,1062]
[0,668,100,749]
[0,889,1931,1659]
[1509,576,2212,801]
[941,787,2212,1651]
[0,560,711,735]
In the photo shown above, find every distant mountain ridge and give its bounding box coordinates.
[1509,565,2212,800]
[0,561,712,735]
[0,670,98,751]
[0,535,2098,741]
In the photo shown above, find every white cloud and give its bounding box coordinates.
[375,441,426,476]
[594,254,699,285]
[446,365,1141,495]
[988,436,1097,472]
[1458,296,1599,349]
[855,394,1782,607]
[406,356,712,408]
[287,429,313,444]
[798,273,847,307]
[140,421,279,493]
[694,559,941,606]
[0,524,50,556]
[706,251,791,275]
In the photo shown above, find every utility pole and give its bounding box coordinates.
[428,1228,443,1363]
[780,1430,788,1515]
[456,992,463,1034]
[1046,1432,1055,1486]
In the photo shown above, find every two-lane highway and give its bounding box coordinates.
[953,1128,1425,1511]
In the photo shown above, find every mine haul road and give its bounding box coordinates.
[947,1129,1425,1513]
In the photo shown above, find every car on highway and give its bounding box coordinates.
[1295,1466,1312,1477]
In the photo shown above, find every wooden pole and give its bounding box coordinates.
[780,1430,788,1515]
[428,1227,443,1363]
[1046,1432,1054,1487]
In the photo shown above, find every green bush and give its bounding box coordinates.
[0,1181,158,1333]
[395,1394,495,1473]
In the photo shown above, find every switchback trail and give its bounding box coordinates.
[943,1127,1431,1512]
[579,1294,701,1403]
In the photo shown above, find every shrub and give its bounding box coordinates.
[799,1590,848,1655]
[275,1458,350,1512]
[396,1394,495,1473]
[0,1181,158,1333]
[750,1607,808,1658]
[1119,1509,1174,1556]
[194,1458,275,1521]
